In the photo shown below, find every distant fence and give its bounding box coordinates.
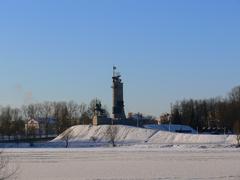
[0,135,57,143]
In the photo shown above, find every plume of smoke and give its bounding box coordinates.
[24,91,33,104]
[15,84,22,92]
[15,83,34,104]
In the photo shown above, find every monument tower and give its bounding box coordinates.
[112,66,126,119]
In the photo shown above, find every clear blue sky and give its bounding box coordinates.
[0,1,240,116]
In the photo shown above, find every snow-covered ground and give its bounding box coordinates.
[3,125,240,179]
[5,147,240,180]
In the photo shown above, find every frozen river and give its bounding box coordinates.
[5,147,240,180]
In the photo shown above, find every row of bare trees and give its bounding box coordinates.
[170,86,240,134]
[0,107,25,140]
[0,99,109,140]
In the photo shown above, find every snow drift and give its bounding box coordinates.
[52,125,237,145]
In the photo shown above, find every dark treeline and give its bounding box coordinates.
[0,99,109,140]
[170,86,240,133]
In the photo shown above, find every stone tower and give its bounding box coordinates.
[112,66,126,119]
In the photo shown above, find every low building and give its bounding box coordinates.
[25,119,40,136]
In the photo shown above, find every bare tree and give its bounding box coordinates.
[67,101,79,126]
[229,86,240,103]
[90,136,97,143]
[87,99,101,119]
[103,105,110,117]
[234,120,240,148]
[21,105,29,121]
[79,103,87,115]
[79,103,87,124]
[79,112,92,125]
[237,135,240,148]
[24,104,37,119]
[0,107,12,140]
[34,103,43,119]
[9,108,24,141]
[41,102,53,137]
[60,128,73,148]
[105,125,119,147]
[53,102,69,134]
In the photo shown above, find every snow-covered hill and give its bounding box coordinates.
[52,125,237,145]
[148,130,236,144]
[52,125,157,144]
